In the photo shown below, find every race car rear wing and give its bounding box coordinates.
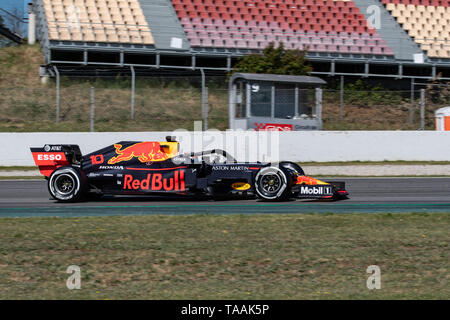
[30,144,82,177]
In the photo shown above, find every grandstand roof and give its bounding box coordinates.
[230,73,327,85]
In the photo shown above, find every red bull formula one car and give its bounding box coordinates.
[30,137,348,202]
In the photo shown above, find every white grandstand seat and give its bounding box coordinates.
[83,32,95,42]
[49,30,59,40]
[95,33,107,42]
[59,30,71,40]
[107,33,119,42]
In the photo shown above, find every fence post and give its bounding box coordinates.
[340,75,344,121]
[203,87,208,131]
[130,65,135,120]
[200,68,208,130]
[316,87,323,130]
[228,82,236,130]
[53,66,60,123]
[90,87,95,132]
[420,89,425,130]
[409,78,415,125]
[271,85,275,118]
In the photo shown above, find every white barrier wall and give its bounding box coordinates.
[1,131,449,166]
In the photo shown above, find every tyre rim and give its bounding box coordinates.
[54,174,75,195]
[261,174,281,194]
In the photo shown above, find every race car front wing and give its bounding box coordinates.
[294,179,348,199]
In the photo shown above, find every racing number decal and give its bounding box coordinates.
[90,154,104,165]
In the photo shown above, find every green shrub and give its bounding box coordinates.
[343,80,403,107]
[231,42,312,76]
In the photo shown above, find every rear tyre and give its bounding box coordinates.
[255,166,292,201]
[48,167,85,202]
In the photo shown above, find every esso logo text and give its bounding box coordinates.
[37,154,63,161]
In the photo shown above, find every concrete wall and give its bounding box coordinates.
[1,131,449,166]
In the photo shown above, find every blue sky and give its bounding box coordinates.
[1,0,27,16]
[0,0,28,35]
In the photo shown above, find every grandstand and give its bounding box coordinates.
[30,0,450,80]
[177,0,393,55]
[381,0,450,59]
[42,0,154,44]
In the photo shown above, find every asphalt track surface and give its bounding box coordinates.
[0,178,449,217]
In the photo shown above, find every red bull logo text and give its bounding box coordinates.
[108,142,169,164]
[123,171,185,191]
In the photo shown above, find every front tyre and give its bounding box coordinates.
[255,166,292,201]
[279,161,305,176]
[48,167,85,202]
